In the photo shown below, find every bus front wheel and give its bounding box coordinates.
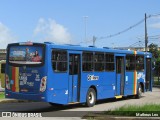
[49,102,63,107]
[86,88,96,107]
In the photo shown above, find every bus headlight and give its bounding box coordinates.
[5,74,10,90]
[40,76,47,92]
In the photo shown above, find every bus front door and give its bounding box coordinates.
[116,56,125,96]
[146,58,152,91]
[69,54,81,103]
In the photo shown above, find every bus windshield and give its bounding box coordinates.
[9,45,43,65]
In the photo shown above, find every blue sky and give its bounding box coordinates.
[0,0,160,48]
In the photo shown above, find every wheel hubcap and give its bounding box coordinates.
[139,86,142,96]
[89,92,94,104]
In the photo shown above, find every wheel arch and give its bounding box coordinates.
[139,82,144,92]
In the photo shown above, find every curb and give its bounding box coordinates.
[153,85,160,88]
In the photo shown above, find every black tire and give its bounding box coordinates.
[49,102,63,107]
[135,84,143,99]
[86,88,96,107]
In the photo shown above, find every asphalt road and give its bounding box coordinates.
[0,87,160,118]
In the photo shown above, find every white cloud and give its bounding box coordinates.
[150,15,160,20]
[0,22,17,49]
[34,18,72,44]
[149,23,160,29]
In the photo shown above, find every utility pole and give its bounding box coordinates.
[93,36,96,46]
[83,16,88,42]
[145,13,148,52]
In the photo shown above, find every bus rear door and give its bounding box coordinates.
[146,58,152,91]
[115,55,125,96]
[68,53,81,103]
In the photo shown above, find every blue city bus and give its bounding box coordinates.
[5,42,152,107]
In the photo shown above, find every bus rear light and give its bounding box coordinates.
[5,74,10,90]
[19,41,33,45]
[41,97,45,99]
[49,88,54,90]
[6,94,10,96]
[40,76,47,92]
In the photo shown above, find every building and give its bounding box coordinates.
[114,47,147,51]
[0,49,6,60]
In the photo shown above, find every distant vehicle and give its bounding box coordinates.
[0,60,6,91]
[5,42,152,107]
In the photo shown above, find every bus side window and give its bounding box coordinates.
[105,54,114,71]
[82,52,93,71]
[1,63,6,73]
[136,56,144,71]
[126,55,135,71]
[52,50,67,72]
[94,52,105,71]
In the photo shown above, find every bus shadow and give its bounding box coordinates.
[95,95,145,105]
[31,96,144,112]
[12,96,145,113]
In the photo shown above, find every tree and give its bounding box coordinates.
[148,43,158,59]
[148,43,160,83]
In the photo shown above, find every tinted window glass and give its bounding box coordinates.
[105,54,114,71]
[52,50,67,72]
[9,46,43,65]
[136,56,144,71]
[1,63,6,73]
[94,52,104,71]
[82,52,93,71]
[126,55,135,71]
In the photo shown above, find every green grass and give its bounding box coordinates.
[153,77,160,85]
[154,80,160,85]
[83,104,160,119]
[0,92,5,99]
[154,77,158,81]
[104,104,160,116]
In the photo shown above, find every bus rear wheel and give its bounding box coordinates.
[135,84,142,99]
[86,88,96,107]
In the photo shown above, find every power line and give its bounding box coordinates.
[78,13,160,45]
[79,18,146,45]
[78,39,92,44]
[149,13,160,18]
[128,36,160,47]
[129,41,144,47]
[98,18,145,40]
[136,35,160,40]
[96,13,160,40]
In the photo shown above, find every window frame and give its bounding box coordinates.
[126,55,136,71]
[82,51,94,72]
[136,55,144,71]
[105,53,115,71]
[51,49,68,73]
[1,63,6,74]
[7,43,45,67]
[94,52,105,71]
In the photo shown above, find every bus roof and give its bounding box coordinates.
[44,42,151,56]
[7,42,152,56]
